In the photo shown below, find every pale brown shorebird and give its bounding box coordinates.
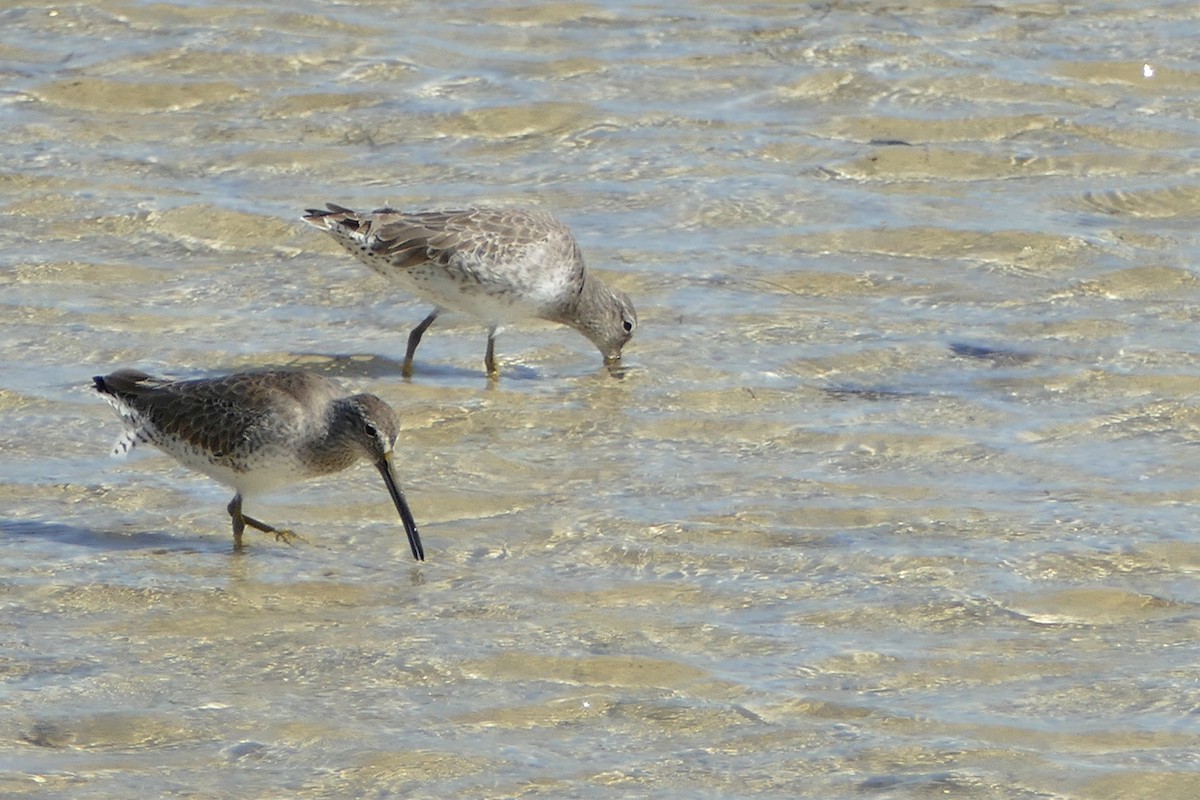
[92,368,424,560]
[302,204,637,378]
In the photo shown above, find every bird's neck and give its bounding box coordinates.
[302,403,361,473]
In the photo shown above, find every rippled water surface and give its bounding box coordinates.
[5,1,1200,797]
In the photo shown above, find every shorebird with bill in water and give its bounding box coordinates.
[92,368,424,560]
[303,204,637,378]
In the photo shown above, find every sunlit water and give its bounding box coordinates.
[4,1,1200,797]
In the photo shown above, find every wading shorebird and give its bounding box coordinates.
[92,368,424,560]
[302,204,637,378]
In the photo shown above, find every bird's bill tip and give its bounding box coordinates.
[603,352,631,377]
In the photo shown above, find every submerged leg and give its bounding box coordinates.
[485,325,499,379]
[403,309,440,378]
[228,494,246,551]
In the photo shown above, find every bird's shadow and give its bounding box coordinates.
[275,352,542,381]
[0,518,210,554]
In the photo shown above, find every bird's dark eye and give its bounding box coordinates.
[622,319,634,333]
[364,423,378,438]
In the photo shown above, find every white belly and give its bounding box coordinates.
[364,243,575,322]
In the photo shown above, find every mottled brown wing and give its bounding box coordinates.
[103,371,321,460]
[368,209,567,271]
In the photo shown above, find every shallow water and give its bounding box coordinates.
[5,0,1200,797]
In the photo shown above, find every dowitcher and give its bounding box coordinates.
[92,368,424,560]
[302,204,637,377]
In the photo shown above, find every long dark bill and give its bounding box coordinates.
[376,455,425,561]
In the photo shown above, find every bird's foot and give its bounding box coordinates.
[272,528,305,546]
